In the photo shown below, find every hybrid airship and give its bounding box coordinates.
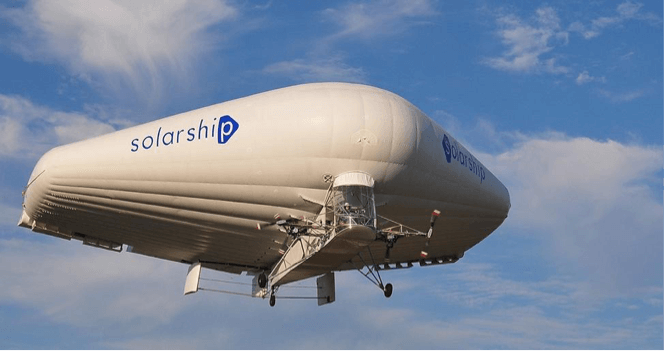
[18,83,510,306]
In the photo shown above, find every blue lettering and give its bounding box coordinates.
[212,117,217,138]
[441,133,486,184]
[131,139,139,152]
[156,127,162,147]
[142,136,154,149]
[130,115,239,152]
[163,131,174,146]
[198,119,208,140]
[218,115,239,144]
[442,135,452,163]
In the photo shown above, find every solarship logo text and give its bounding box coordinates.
[130,115,239,152]
[442,134,486,184]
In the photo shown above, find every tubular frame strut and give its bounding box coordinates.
[352,246,386,290]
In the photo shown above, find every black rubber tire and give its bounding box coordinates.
[269,295,276,307]
[384,283,393,298]
[258,273,267,288]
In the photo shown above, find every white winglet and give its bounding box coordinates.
[184,261,201,295]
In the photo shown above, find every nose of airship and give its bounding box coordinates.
[485,170,511,219]
[499,179,511,215]
[18,146,61,228]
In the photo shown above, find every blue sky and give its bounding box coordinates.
[0,0,661,349]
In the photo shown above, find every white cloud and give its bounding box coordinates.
[0,238,200,330]
[408,305,659,349]
[569,1,660,39]
[0,201,21,227]
[263,56,367,83]
[484,7,569,74]
[620,51,635,60]
[598,88,645,103]
[322,0,436,40]
[440,263,583,309]
[3,235,659,349]
[575,70,607,85]
[322,265,661,349]
[381,265,662,349]
[481,135,662,297]
[0,94,121,159]
[2,0,238,105]
[431,114,662,299]
[485,2,660,80]
[434,110,463,137]
[103,335,229,350]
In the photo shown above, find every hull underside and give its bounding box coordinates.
[20,157,506,276]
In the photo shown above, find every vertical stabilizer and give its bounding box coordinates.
[184,262,201,295]
[317,272,335,306]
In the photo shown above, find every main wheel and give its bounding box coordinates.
[269,295,276,307]
[383,283,393,298]
[258,273,267,288]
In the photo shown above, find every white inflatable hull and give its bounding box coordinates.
[19,83,510,275]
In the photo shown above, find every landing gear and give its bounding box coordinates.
[269,294,276,307]
[258,273,267,288]
[354,249,395,299]
[383,283,393,298]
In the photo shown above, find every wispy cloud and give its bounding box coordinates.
[263,55,367,83]
[0,195,21,227]
[390,262,661,349]
[569,1,661,39]
[0,94,127,160]
[1,0,238,106]
[263,0,436,83]
[322,0,437,40]
[484,1,660,85]
[3,235,661,349]
[484,7,570,74]
[598,88,645,103]
[440,263,583,309]
[0,238,192,329]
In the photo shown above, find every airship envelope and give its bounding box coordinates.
[19,83,510,306]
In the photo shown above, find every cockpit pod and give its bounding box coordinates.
[331,172,377,245]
